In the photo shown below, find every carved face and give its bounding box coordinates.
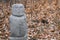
[12,4,25,16]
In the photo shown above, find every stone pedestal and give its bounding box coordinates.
[9,34,27,40]
[9,4,28,40]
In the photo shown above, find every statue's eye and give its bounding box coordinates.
[15,6,18,8]
[20,6,23,8]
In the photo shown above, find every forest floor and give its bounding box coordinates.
[0,0,60,40]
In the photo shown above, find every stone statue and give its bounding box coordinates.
[9,4,28,40]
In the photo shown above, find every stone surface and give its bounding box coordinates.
[9,4,28,40]
[12,4,25,16]
[9,34,27,40]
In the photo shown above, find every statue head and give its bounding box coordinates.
[12,4,25,16]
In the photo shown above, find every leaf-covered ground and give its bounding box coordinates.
[0,0,60,40]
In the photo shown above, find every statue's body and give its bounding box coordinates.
[9,4,28,40]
